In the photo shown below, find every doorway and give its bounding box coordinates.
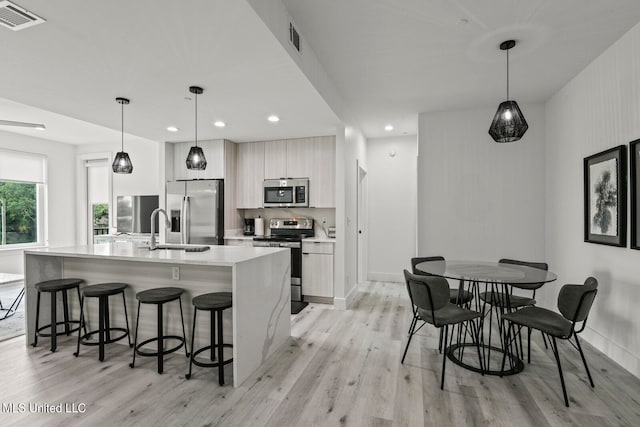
[356,161,367,284]
[78,154,112,245]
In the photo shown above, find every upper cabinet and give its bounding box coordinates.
[236,141,265,209]
[236,135,336,209]
[173,139,225,181]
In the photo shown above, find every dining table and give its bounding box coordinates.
[415,259,557,375]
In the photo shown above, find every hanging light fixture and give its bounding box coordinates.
[186,85,207,170]
[488,40,528,143]
[112,97,133,173]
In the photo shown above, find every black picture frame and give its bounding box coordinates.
[630,139,640,249]
[584,145,627,246]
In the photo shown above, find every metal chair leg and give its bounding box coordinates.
[122,292,132,347]
[185,309,197,380]
[129,300,141,369]
[440,325,449,390]
[574,333,595,388]
[179,297,189,358]
[550,337,570,407]
[32,291,41,347]
[73,295,85,357]
[401,316,417,364]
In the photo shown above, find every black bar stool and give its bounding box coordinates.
[32,278,85,352]
[185,292,233,385]
[129,287,188,374]
[74,282,132,361]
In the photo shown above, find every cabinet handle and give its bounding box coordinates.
[303,252,310,255]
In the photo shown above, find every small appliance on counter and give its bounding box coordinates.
[254,217,265,236]
[243,218,255,236]
[252,217,314,314]
[327,226,336,238]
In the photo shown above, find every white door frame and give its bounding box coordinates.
[356,160,368,284]
[77,153,112,245]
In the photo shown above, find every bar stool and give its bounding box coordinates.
[129,287,188,374]
[32,278,85,352]
[74,282,132,361]
[185,292,233,385]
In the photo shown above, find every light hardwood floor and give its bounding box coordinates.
[1,281,639,426]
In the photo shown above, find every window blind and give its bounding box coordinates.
[0,149,46,183]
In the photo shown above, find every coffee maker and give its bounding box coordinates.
[243,218,255,236]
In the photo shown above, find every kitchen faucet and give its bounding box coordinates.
[149,208,170,250]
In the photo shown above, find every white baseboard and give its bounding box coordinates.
[367,272,403,283]
[334,281,360,310]
[583,326,640,379]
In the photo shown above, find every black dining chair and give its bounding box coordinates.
[500,277,598,407]
[411,256,474,353]
[478,258,549,361]
[401,270,483,390]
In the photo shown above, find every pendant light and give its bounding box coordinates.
[488,40,528,143]
[186,85,207,170]
[112,97,133,173]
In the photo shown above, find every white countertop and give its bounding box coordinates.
[25,242,288,267]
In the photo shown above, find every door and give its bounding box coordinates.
[86,159,110,244]
[186,180,223,244]
[356,161,368,284]
[166,181,185,244]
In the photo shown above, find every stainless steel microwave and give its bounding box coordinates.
[263,178,309,208]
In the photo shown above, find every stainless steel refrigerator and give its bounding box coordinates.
[166,180,224,245]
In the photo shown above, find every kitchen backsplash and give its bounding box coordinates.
[242,208,336,238]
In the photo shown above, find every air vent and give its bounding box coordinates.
[289,22,301,53]
[0,1,45,31]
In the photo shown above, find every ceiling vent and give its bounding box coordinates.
[0,1,45,31]
[289,22,301,53]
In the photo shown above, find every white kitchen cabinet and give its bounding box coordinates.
[173,139,225,180]
[286,139,313,179]
[302,241,334,298]
[263,140,287,179]
[236,141,265,208]
[310,137,335,208]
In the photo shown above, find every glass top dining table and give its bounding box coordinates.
[415,260,557,286]
[414,259,557,375]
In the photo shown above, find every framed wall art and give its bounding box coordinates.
[583,145,627,246]
[630,139,640,249]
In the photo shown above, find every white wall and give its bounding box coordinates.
[544,21,640,377]
[418,104,546,262]
[0,131,76,274]
[367,135,417,282]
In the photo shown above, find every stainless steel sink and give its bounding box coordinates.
[152,244,210,252]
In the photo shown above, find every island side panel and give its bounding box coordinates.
[24,254,64,347]
[62,257,233,349]
[232,250,290,386]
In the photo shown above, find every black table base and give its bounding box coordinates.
[447,342,524,376]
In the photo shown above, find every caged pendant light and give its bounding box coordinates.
[488,40,528,143]
[112,97,133,174]
[185,85,207,170]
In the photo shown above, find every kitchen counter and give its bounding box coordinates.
[24,242,290,387]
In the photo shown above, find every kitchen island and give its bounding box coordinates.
[24,242,291,387]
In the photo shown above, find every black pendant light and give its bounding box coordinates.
[112,97,133,173]
[488,40,528,143]
[186,85,207,170]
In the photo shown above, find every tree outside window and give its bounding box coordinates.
[0,181,37,245]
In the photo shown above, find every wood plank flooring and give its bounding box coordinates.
[1,281,639,426]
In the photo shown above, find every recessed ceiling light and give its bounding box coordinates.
[214,121,226,128]
[268,115,280,123]
[167,126,179,132]
[384,124,394,131]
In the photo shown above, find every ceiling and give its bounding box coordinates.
[282,0,640,138]
[1,1,640,145]
[0,0,340,145]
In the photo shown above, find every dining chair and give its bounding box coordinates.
[401,270,483,390]
[411,256,474,353]
[500,277,598,407]
[478,258,549,361]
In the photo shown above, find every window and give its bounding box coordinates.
[0,149,46,248]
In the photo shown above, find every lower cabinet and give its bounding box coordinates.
[302,242,334,298]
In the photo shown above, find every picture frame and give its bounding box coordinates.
[583,145,627,246]
[630,139,640,249]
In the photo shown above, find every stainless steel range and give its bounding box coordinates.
[252,217,314,314]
